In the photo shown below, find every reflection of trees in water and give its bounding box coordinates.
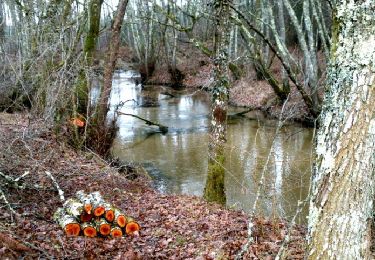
[111,75,313,220]
[223,123,313,222]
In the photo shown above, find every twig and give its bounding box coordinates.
[14,171,30,182]
[0,187,17,215]
[0,232,31,252]
[236,96,291,259]
[45,171,65,202]
[275,199,308,260]
[11,234,54,260]
[0,171,27,189]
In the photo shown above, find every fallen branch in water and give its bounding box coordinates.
[228,108,255,119]
[117,111,168,134]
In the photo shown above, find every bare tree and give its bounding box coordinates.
[307,1,375,258]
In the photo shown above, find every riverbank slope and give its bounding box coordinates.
[0,112,306,259]
[128,43,317,125]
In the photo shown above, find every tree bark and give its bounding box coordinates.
[97,0,129,125]
[307,1,375,259]
[203,0,232,204]
[84,0,104,61]
[0,3,4,43]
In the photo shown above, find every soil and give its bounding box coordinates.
[0,112,306,259]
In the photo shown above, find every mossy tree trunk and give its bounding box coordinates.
[74,0,103,117]
[203,0,232,205]
[70,0,103,148]
[307,1,375,258]
[84,0,104,62]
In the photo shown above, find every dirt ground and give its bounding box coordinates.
[0,112,306,259]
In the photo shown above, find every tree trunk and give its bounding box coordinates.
[203,0,232,205]
[307,1,375,259]
[277,0,289,91]
[84,0,103,61]
[0,3,4,43]
[97,0,129,125]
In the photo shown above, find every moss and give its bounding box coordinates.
[228,62,243,80]
[204,153,226,205]
[74,70,89,115]
[84,0,103,62]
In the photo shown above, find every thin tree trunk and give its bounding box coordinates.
[283,0,320,114]
[277,0,289,90]
[307,1,375,258]
[97,0,129,125]
[0,3,4,43]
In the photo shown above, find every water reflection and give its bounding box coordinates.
[111,71,313,223]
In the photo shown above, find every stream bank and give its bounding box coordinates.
[125,43,317,126]
[110,70,313,224]
[0,112,306,259]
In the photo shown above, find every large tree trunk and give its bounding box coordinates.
[203,0,232,204]
[307,1,375,259]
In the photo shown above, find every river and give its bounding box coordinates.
[109,70,313,224]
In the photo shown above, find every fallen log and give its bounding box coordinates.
[76,190,93,214]
[54,208,80,237]
[54,191,141,238]
[117,111,168,134]
[110,226,123,238]
[91,191,106,217]
[114,208,127,228]
[96,219,111,236]
[227,108,255,119]
[104,204,115,223]
[81,223,97,237]
[63,198,84,219]
[0,233,31,252]
[125,217,140,236]
[80,212,93,223]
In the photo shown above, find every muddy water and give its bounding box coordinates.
[110,71,313,223]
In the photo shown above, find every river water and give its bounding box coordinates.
[109,71,313,223]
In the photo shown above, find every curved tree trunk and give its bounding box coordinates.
[307,1,375,259]
[97,0,128,123]
[83,0,128,156]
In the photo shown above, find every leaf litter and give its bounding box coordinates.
[0,112,306,259]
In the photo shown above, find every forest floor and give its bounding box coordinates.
[0,112,306,259]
